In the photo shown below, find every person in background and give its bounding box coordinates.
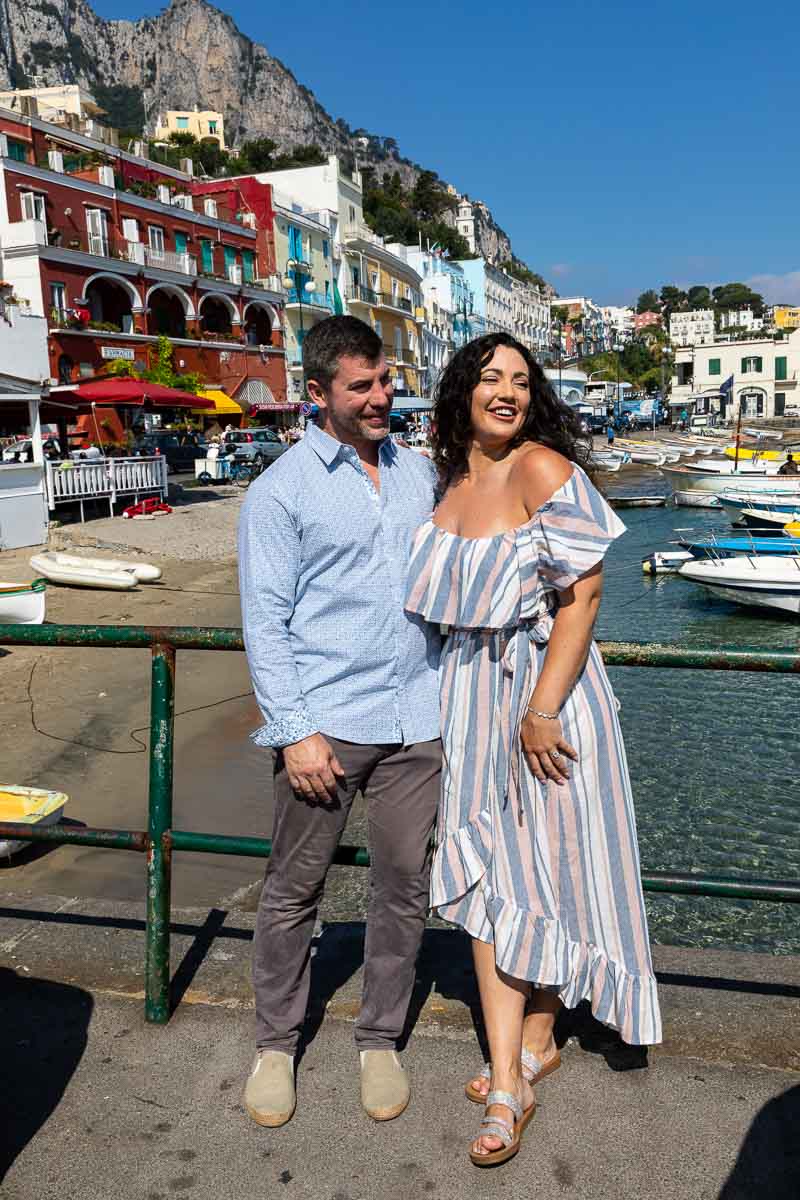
[238,315,442,1130]
[606,421,615,447]
[778,452,799,476]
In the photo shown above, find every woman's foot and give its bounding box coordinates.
[466,1035,560,1102]
[469,1070,535,1161]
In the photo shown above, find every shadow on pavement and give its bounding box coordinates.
[0,966,92,1184]
[718,1084,800,1199]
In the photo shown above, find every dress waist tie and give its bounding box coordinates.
[498,602,557,825]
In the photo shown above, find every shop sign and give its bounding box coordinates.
[100,346,135,361]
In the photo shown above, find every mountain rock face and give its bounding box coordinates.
[0,0,518,266]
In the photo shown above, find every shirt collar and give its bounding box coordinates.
[306,421,396,467]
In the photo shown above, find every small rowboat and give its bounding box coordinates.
[0,785,68,856]
[30,551,162,591]
[0,578,46,624]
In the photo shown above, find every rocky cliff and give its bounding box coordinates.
[0,0,522,270]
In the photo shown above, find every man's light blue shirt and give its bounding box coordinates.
[238,422,441,748]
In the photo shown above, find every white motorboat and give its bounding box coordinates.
[614,444,666,466]
[30,551,162,591]
[642,550,693,574]
[672,490,722,508]
[661,465,800,505]
[678,555,800,615]
[0,579,46,624]
[590,450,630,472]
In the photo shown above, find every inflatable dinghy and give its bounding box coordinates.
[29,551,162,591]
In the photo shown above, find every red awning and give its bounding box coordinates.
[59,379,213,409]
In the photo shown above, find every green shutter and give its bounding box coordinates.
[174,231,188,254]
[200,239,213,274]
[7,138,27,162]
[755,356,763,372]
[741,357,748,373]
[708,358,720,376]
[776,356,787,380]
[242,249,255,282]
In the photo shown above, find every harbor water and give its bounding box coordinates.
[600,468,800,956]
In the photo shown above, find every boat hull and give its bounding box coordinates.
[0,579,46,623]
[0,785,68,855]
[678,557,800,615]
[673,490,722,508]
[29,552,162,590]
[661,465,800,498]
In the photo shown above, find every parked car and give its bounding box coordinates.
[2,437,62,462]
[134,431,207,473]
[223,428,287,466]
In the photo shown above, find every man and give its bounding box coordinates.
[778,452,800,476]
[238,316,441,1129]
[606,421,615,447]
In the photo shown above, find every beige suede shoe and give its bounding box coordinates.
[244,1050,296,1127]
[360,1049,410,1121]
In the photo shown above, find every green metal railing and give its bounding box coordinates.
[1,622,800,1025]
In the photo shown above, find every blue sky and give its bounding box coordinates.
[93,0,800,306]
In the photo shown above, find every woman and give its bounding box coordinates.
[405,333,661,1167]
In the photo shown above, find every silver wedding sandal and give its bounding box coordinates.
[468,1087,537,1167]
[464,1044,561,1103]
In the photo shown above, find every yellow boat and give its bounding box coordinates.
[723,446,798,461]
[0,785,68,856]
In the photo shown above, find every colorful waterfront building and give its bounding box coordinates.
[0,102,287,416]
[270,189,336,401]
[670,328,800,421]
[257,156,425,397]
[771,305,800,331]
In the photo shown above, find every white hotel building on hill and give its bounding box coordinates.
[671,328,800,421]
[669,309,715,347]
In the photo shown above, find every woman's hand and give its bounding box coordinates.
[520,712,578,785]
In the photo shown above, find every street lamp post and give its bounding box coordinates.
[615,342,622,425]
[283,258,315,399]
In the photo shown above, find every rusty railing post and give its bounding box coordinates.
[145,642,175,1023]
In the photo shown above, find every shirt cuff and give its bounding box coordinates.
[250,707,319,749]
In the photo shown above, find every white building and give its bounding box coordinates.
[455,197,476,254]
[670,308,715,347]
[602,305,635,346]
[718,307,764,335]
[554,296,607,356]
[512,278,550,355]
[670,327,800,421]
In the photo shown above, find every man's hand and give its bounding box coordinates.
[283,733,346,802]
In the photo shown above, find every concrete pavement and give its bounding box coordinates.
[2,965,798,1200]
[1,892,799,1198]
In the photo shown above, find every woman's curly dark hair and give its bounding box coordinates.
[432,332,591,484]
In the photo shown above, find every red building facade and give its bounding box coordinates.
[0,108,287,414]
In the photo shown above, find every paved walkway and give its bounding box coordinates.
[1,895,799,1198]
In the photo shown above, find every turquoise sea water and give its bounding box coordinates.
[598,471,800,955]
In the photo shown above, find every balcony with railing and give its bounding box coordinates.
[381,293,413,315]
[125,242,198,276]
[346,285,380,307]
[285,288,333,312]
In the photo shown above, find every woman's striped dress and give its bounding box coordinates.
[405,465,661,1046]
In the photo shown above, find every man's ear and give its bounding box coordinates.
[306,378,325,407]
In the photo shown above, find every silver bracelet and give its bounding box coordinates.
[527,705,560,720]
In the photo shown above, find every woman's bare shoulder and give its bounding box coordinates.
[512,444,574,512]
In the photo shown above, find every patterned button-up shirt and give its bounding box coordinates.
[238,422,441,748]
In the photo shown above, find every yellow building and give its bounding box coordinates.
[154,108,226,150]
[773,306,800,330]
[343,227,424,396]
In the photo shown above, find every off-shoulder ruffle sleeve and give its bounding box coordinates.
[536,466,626,591]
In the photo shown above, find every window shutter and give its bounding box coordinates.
[755,357,763,372]
[741,357,747,373]
[21,191,36,220]
[776,356,787,381]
